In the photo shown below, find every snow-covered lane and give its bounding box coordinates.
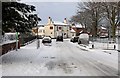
[1,39,118,76]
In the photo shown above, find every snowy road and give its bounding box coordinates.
[1,39,118,76]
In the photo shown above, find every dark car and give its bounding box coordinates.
[70,36,79,42]
[42,37,52,43]
[56,36,63,42]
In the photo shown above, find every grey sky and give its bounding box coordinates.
[22,2,78,24]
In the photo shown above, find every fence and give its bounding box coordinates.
[89,37,118,50]
[20,35,36,46]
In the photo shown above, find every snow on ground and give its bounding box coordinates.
[1,39,118,76]
[69,41,118,68]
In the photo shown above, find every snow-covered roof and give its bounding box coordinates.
[70,29,76,33]
[79,30,83,33]
[72,24,85,28]
[38,27,44,30]
[101,26,106,30]
[53,21,69,26]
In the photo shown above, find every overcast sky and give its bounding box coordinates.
[21,2,78,24]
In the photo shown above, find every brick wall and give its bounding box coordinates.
[1,41,20,55]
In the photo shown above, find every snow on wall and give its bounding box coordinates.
[0,33,17,45]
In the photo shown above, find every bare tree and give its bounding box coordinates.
[76,2,104,38]
[102,2,120,41]
[70,1,120,41]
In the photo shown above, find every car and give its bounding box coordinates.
[56,36,63,42]
[108,41,115,44]
[42,37,52,43]
[70,36,79,42]
[78,33,89,45]
[45,36,52,38]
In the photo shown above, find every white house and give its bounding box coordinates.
[44,17,71,38]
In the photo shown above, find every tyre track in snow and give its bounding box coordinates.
[53,41,102,75]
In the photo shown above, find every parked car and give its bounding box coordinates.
[45,36,52,38]
[70,36,79,42]
[42,37,52,43]
[56,36,63,42]
[78,33,89,45]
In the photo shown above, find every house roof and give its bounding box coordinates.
[101,26,106,30]
[72,24,85,28]
[79,30,83,33]
[38,27,44,30]
[70,29,76,33]
[53,21,69,26]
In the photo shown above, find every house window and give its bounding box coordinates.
[59,27,61,30]
[43,30,45,33]
[39,30,42,33]
[50,27,53,29]
[72,33,74,36]
[51,32,52,34]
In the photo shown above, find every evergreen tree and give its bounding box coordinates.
[2,2,41,33]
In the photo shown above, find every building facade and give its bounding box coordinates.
[44,17,71,38]
[32,24,45,38]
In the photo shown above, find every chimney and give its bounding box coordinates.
[48,17,52,24]
[63,18,67,24]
